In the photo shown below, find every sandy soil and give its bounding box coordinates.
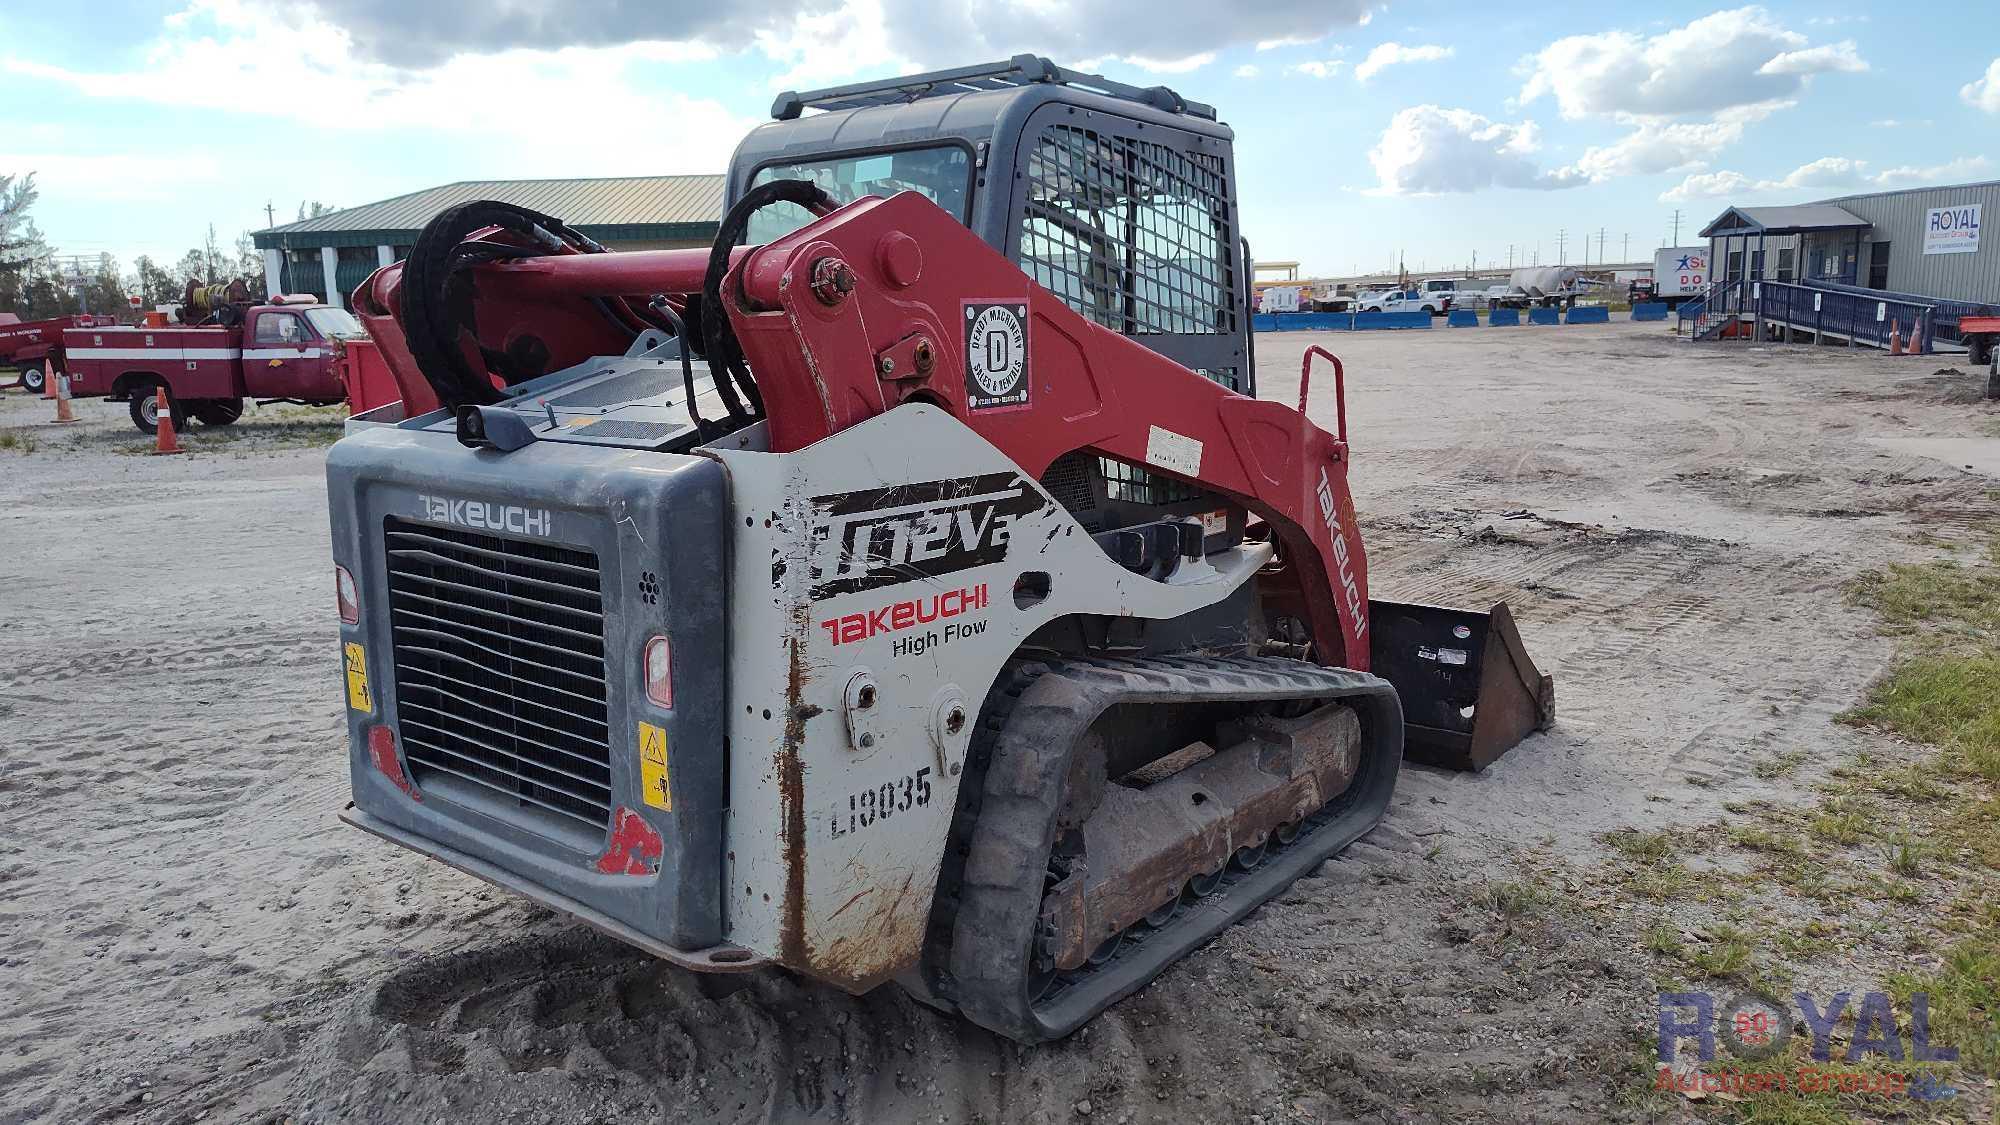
[1,325,1994,1124]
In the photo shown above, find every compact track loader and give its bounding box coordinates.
[329,56,1554,1043]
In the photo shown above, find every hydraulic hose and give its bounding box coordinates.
[700,179,838,424]
[401,200,601,409]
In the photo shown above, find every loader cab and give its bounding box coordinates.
[727,55,1255,396]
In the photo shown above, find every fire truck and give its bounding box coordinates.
[0,313,116,394]
[60,297,360,432]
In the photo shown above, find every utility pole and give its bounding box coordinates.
[1507,244,1515,269]
[1671,209,1682,245]
[264,200,276,229]
[1623,232,1630,262]
[1555,229,1566,265]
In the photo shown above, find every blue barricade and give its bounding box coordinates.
[1447,308,1479,327]
[1528,307,1561,326]
[1487,307,1521,326]
[1352,311,1432,330]
[1565,305,1610,324]
[1630,302,1669,321]
[1253,312,1354,331]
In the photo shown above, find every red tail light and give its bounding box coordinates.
[366,724,419,800]
[335,564,359,624]
[644,635,673,708]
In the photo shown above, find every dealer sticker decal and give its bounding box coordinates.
[963,301,1029,411]
[637,722,672,811]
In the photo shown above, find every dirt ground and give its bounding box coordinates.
[1,323,1994,1125]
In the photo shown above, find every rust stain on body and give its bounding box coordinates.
[777,626,813,970]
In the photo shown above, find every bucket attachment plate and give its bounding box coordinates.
[1367,600,1554,771]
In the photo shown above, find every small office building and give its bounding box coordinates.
[1700,179,1998,306]
[251,175,725,307]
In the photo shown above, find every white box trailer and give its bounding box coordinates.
[1653,247,1709,307]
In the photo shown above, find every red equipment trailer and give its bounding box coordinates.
[60,298,360,432]
[1,313,116,394]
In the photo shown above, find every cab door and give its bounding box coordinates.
[243,309,334,399]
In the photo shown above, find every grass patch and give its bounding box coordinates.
[1806,797,1873,846]
[1844,655,2000,783]
[1676,923,1766,985]
[1606,828,1677,861]
[0,430,37,453]
[1477,880,1547,916]
[1885,905,2000,1073]
[1754,750,1808,779]
[1846,538,2000,640]
[1729,824,1806,857]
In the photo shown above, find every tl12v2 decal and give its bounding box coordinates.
[806,472,1047,599]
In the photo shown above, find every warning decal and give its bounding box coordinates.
[963,301,1029,411]
[343,642,373,713]
[638,722,672,811]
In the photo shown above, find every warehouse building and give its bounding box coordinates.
[1700,179,1997,305]
[251,175,725,307]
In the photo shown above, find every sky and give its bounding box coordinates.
[4,0,1997,278]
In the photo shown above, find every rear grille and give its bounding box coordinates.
[382,517,611,839]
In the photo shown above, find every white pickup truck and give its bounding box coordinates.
[1357,287,1445,315]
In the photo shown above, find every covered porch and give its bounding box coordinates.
[1699,204,1871,295]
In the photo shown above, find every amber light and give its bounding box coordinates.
[644,635,673,708]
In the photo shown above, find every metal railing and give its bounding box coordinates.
[1756,280,1935,352]
[1682,278,1940,352]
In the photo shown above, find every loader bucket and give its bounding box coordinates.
[1367,600,1555,771]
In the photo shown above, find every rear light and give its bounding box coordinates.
[366,724,419,800]
[335,564,359,624]
[643,635,673,708]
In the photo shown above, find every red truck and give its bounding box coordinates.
[61,297,359,432]
[1,312,117,394]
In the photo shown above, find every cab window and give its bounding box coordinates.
[254,312,305,345]
[747,146,972,245]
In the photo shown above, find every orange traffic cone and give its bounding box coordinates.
[39,366,56,399]
[1887,319,1903,355]
[50,374,77,424]
[1908,321,1923,355]
[151,387,183,455]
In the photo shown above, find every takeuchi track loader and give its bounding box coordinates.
[328,57,1554,1043]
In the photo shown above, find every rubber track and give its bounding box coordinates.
[943,654,1403,1043]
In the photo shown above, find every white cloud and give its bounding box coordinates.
[4,0,755,178]
[280,0,1374,76]
[1353,42,1452,82]
[1871,156,1993,187]
[1368,105,1585,194]
[1234,64,1261,78]
[1290,58,1346,78]
[1566,103,1782,180]
[1758,41,1866,76]
[1659,155,1989,201]
[1963,57,2000,113]
[1519,6,1865,119]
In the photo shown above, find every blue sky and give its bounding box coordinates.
[4,1,1997,277]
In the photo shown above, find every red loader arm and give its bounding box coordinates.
[352,191,1372,669]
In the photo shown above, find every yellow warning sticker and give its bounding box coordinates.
[344,642,373,713]
[638,722,672,811]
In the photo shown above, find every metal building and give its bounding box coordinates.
[1701,179,1998,305]
[250,175,724,308]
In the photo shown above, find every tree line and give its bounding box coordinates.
[0,173,333,321]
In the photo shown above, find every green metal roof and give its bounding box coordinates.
[253,174,723,249]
